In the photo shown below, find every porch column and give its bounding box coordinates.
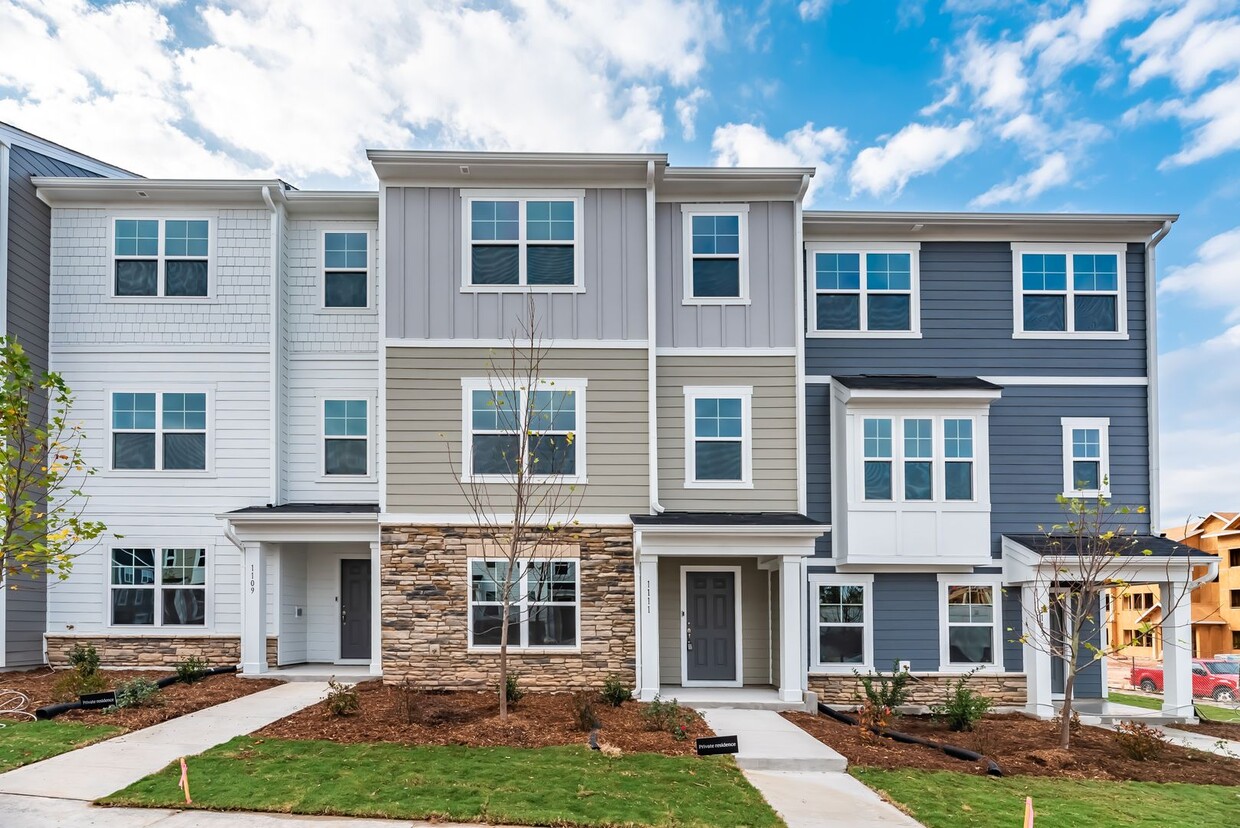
[1160,579,1194,719]
[1021,584,1054,718]
[241,541,268,675]
[778,556,805,704]
[369,540,383,677]
[637,555,661,702]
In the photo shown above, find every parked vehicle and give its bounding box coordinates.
[1130,659,1240,701]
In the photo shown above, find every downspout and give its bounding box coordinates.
[1145,220,1172,531]
[646,160,663,514]
[261,186,282,506]
[223,522,244,552]
[0,137,10,338]
[793,174,811,516]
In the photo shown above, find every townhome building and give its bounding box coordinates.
[17,138,1216,719]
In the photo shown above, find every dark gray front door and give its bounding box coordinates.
[340,559,371,660]
[685,570,737,683]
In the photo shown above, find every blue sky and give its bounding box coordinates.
[2,0,1238,525]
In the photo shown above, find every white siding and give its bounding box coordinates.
[277,546,308,664]
[284,218,380,354]
[284,354,379,503]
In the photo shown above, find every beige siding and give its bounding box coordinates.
[657,557,772,686]
[386,347,648,513]
[657,355,798,511]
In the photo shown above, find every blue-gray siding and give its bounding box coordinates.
[805,241,1148,376]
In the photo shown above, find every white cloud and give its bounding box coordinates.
[797,0,830,22]
[848,121,979,197]
[675,87,709,141]
[970,152,1069,207]
[1025,0,1156,81]
[711,121,848,205]
[1160,225,1240,322]
[1126,0,1240,92]
[951,31,1028,114]
[1158,76,1240,168]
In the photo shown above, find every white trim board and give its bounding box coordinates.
[655,347,796,357]
[807,572,875,675]
[384,338,647,350]
[804,375,1148,386]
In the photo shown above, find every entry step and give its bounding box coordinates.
[698,708,848,772]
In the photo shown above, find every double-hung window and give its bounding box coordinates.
[463,193,582,288]
[810,574,873,671]
[808,244,920,335]
[1061,417,1109,497]
[463,379,584,481]
[468,559,579,648]
[684,386,752,487]
[938,575,1002,670]
[682,205,749,302]
[861,415,978,503]
[323,399,369,476]
[112,218,210,298]
[323,232,369,308]
[1013,244,1126,337]
[111,547,207,626]
[111,392,207,471]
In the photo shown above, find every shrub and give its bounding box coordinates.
[1114,721,1167,761]
[68,644,101,677]
[113,677,161,710]
[326,679,361,716]
[175,656,208,685]
[855,699,891,739]
[570,690,599,732]
[641,695,694,740]
[398,678,422,725]
[601,674,632,707]
[931,671,992,732]
[52,670,107,702]
[504,672,525,707]
[1051,709,1082,737]
[854,662,913,714]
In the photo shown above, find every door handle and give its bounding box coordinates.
[341,606,347,623]
[686,623,693,651]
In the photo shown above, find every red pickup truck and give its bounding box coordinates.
[1130,659,1239,702]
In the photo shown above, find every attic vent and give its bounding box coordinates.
[136,191,149,198]
[459,165,470,175]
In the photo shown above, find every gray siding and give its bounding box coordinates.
[657,355,798,512]
[386,347,648,514]
[806,241,1148,376]
[655,201,798,349]
[385,187,648,342]
[4,146,101,667]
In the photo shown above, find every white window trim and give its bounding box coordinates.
[107,388,214,476]
[107,544,212,630]
[1011,242,1128,340]
[319,227,375,313]
[853,412,981,505]
[107,216,217,301]
[319,394,376,481]
[680,203,751,306]
[466,557,582,652]
[937,573,1005,673]
[1061,416,1111,498]
[680,564,744,688]
[459,377,588,485]
[806,241,922,338]
[459,189,586,293]
[808,573,874,674]
[683,385,753,489]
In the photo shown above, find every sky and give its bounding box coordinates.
[1,0,1238,528]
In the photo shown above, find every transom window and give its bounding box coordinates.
[323,232,369,308]
[464,194,581,288]
[111,392,207,471]
[1013,245,1126,337]
[940,578,1000,669]
[682,205,749,302]
[1061,417,1110,497]
[685,387,752,487]
[463,379,584,481]
[110,547,206,626]
[809,245,920,335]
[323,399,369,476]
[468,559,579,648]
[861,415,977,503]
[112,218,210,298]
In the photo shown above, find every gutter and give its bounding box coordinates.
[646,160,663,515]
[1145,220,1173,530]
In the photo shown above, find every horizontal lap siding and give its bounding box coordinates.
[386,347,648,514]
[657,355,798,512]
[284,355,378,503]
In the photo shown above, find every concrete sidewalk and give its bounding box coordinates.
[0,681,330,801]
[1157,725,1240,757]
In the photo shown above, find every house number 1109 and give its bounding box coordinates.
[250,564,256,594]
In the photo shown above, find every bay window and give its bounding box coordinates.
[860,415,977,503]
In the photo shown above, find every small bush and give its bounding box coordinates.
[504,672,525,707]
[855,699,891,739]
[52,670,107,702]
[570,690,599,731]
[601,674,632,707]
[931,671,993,732]
[398,678,422,725]
[1114,721,1167,761]
[1051,709,1082,737]
[641,695,694,740]
[113,677,161,710]
[175,656,208,685]
[326,679,361,717]
[854,662,913,713]
[68,644,101,677]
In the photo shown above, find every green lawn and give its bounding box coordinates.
[1110,692,1240,723]
[855,768,1240,828]
[0,720,123,772]
[102,736,782,828]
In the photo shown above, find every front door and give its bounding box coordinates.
[340,559,371,660]
[685,570,737,684]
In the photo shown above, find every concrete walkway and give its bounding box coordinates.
[0,681,330,801]
[699,708,847,772]
[1156,725,1240,758]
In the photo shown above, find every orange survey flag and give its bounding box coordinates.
[1024,796,1034,827]
[179,757,192,804]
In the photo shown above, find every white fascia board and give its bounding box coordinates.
[836,387,1003,405]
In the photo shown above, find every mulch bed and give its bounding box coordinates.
[785,711,1240,785]
[1175,719,1240,743]
[257,681,713,757]
[0,667,281,731]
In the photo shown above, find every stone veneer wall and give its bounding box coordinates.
[381,525,635,690]
[45,635,279,669]
[810,672,1027,707]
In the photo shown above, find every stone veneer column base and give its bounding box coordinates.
[381,525,636,691]
[809,672,1028,707]
[45,635,279,669]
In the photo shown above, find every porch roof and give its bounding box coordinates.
[1004,533,1213,559]
[833,375,1002,392]
[227,502,379,515]
[630,511,825,528]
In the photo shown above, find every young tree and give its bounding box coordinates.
[0,337,105,585]
[449,301,585,721]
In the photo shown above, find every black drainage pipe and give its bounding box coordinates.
[34,665,240,720]
[818,702,1004,777]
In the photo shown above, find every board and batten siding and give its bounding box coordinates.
[657,355,797,512]
[805,241,1148,377]
[385,187,648,342]
[386,347,648,514]
[655,201,798,349]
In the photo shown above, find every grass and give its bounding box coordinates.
[855,767,1240,828]
[0,720,123,772]
[1110,692,1240,723]
[102,736,782,828]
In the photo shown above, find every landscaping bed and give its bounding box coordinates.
[785,711,1240,784]
[257,682,712,756]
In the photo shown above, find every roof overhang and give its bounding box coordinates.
[833,383,1003,407]
[0,121,137,178]
[219,507,379,544]
[34,177,289,209]
[1001,535,1216,586]
[368,150,667,188]
[657,167,814,202]
[803,211,1178,243]
[284,190,378,218]
[633,515,828,561]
